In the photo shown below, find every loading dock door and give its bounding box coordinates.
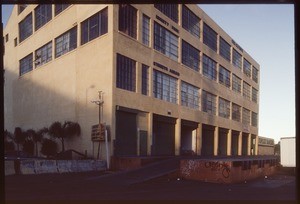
[242,133,248,156]
[231,131,239,156]
[139,130,148,156]
[201,125,214,156]
[218,128,228,156]
[115,110,137,156]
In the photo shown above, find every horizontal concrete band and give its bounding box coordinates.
[5,160,106,175]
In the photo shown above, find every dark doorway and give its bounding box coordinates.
[242,133,249,156]
[231,130,239,156]
[201,124,215,156]
[181,120,198,155]
[139,130,148,156]
[218,128,228,156]
[251,134,256,155]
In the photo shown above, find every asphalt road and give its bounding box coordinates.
[5,170,296,202]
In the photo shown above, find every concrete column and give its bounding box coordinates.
[255,135,259,155]
[147,112,153,155]
[196,123,202,155]
[227,129,232,156]
[238,131,242,156]
[175,118,181,155]
[214,127,219,156]
[247,133,251,155]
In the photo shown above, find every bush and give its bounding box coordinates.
[23,140,34,155]
[41,138,58,158]
[4,141,15,152]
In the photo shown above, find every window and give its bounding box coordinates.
[232,74,241,93]
[219,97,230,119]
[116,54,136,92]
[220,37,231,62]
[202,55,217,81]
[153,70,178,104]
[55,4,70,16]
[142,14,150,46]
[252,67,258,83]
[5,34,8,42]
[35,5,52,31]
[243,81,251,100]
[181,81,199,109]
[203,23,217,52]
[19,53,33,76]
[219,65,230,88]
[243,59,251,77]
[119,4,137,39]
[19,13,32,42]
[154,22,178,61]
[55,26,77,58]
[202,90,216,115]
[232,103,241,122]
[142,64,149,95]
[252,112,258,127]
[182,40,200,71]
[182,5,200,38]
[81,7,108,45]
[35,41,52,67]
[232,49,242,69]
[252,87,258,103]
[18,4,27,14]
[14,38,18,47]
[242,108,250,125]
[154,4,178,23]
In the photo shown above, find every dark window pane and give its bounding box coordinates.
[232,103,241,122]
[19,13,33,42]
[243,58,251,77]
[55,4,70,16]
[232,74,241,93]
[142,14,150,46]
[142,64,149,95]
[19,53,33,76]
[182,40,200,71]
[35,41,52,67]
[220,37,231,62]
[55,26,77,58]
[219,97,230,119]
[119,4,137,39]
[154,4,178,23]
[203,23,217,52]
[202,90,216,115]
[181,81,199,109]
[35,5,52,31]
[219,65,230,88]
[202,55,217,81]
[232,49,242,69]
[182,5,200,38]
[116,54,136,92]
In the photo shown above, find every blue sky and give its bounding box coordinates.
[2,4,295,143]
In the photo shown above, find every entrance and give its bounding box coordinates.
[218,128,228,156]
[231,131,239,156]
[242,133,249,156]
[180,120,198,155]
[201,124,214,156]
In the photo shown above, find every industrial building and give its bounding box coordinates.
[257,136,275,155]
[4,4,260,159]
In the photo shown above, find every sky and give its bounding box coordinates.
[1,4,295,143]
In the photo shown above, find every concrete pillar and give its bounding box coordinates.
[227,129,232,156]
[247,133,251,155]
[255,135,259,155]
[238,131,242,156]
[175,118,181,155]
[214,127,219,156]
[196,123,202,155]
[147,112,153,155]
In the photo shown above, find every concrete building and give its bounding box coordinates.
[257,136,275,155]
[3,4,260,159]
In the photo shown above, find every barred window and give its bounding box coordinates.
[202,90,216,115]
[220,37,231,62]
[81,7,108,45]
[252,87,258,103]
[19,13,32,42]
[35,5,52,31]
[182,40,200,71]
[203,23,217,52]
[232,49,242,69]
[142,64,149,95]
[35,41,52,67]
[55,26,77,58]
[252,67,258,83]
[154,22,178,61]
[219,65,230,88]
[243,59,251,77]
[243,81,251,100]
[119,4,137,39]
[142,14,150,46]
[153,70,178,104]
[182,5,200,38]
[232,103,241,122]
[181,81,199,109]
[19,53,33,76]
[116,54,136,92]
[55,4,70,16]
[232,74,241,93]
[252,112,258,127]
[219,97,230,119]
[242,108,250,125]
[202,55,217,81]
[154,4,178,23]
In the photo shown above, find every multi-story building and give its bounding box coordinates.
[3,4,260,159]
[258,136,275,155]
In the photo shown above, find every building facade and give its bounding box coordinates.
[258,136,275,155]
[4,4,260,159]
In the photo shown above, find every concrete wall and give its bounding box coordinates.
[258,145,274,155]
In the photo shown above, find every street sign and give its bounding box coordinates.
[91,123,106,141]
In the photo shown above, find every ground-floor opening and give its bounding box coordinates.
[201,124,214,156]
[218,128,228,156]
[180,120,198,155]
[251,134,256,155]
[242,132,249,156]
[231,130,239,156]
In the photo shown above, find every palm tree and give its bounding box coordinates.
[35,127,48,156]
[41,138,58,158]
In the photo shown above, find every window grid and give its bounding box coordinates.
[154,4,178,23]
[142,64,149,95]
[19,13,32,42]
[35,5,52,31]
[232,103,241,122]
[202,55,217,81]
[232,49,242,69]
[119,4,137,39]
[252,112,258,127]
[81,7,108,45]
[203,23,217,52]
[182,40,200,71]
[182,5,200,38]
[219,65,230,88]
[220,37,231,62]
[142,14,150,46]
[153,70,178,104]
[55,26,77,58]
[18,5,27,14]
[181,81,199,109]
[252,67,258,83]
[154,22,178,61]
[55,4,70,16]
[202,90,216,115]
[242,108,251,125]
[219,97,230,119]
[35,41,52,67]
[116,54,136,92]
[243,59,251,77]
[252,87,258,103]
[243,81,251,100]
[19,53,33,76]
[232,74,241,93]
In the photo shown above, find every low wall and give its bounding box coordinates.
[5,159,106,175]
